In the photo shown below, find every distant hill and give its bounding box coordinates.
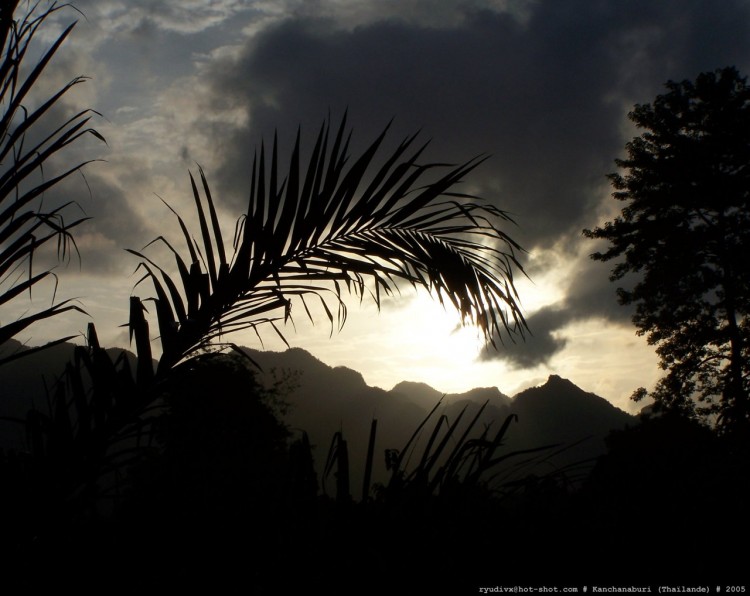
[504,374,635,474]
[241,347,634,492]
[0,341,635,494]
[390,380,444,409]
[391,380,512,410]
[241,347,430,496]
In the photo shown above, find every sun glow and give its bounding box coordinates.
[381,289,488,364]
[265,286,523,394]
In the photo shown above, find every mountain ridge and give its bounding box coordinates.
[241,346,634,490]
[0,339,630,413]
[0,340,635,492]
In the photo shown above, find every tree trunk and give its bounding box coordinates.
[718,209,748,432]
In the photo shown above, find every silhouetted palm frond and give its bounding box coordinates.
[0,1,102,361]
[131,115,527,374]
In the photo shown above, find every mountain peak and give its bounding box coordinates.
[391,380,441,394]
[544,374,575,388]
[513,374,631,421]
[389,381,443,408]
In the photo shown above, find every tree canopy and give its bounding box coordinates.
[584,66,750,433]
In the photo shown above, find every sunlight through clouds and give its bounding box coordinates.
[19,0,750,411]
[242,287,523,395]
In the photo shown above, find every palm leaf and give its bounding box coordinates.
[0,2,103,358]
[132,117,528,375]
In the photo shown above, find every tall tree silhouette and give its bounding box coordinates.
[0,1,103,364]
[584,67,750,433]
[130,115,528,378]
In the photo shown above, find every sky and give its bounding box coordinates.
[8,0,750,413]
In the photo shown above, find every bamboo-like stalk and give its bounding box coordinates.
[362,418,377,502]
[336,437,351,504]
[323,430,351,503]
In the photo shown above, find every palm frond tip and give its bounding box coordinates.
[0,1,104,355]
[134,117,528,372]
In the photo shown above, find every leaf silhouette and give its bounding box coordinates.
[131,115,528,375]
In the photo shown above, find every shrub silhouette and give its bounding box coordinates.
[113,353,291,580]
[570,412,750,584]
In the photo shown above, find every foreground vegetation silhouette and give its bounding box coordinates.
[1,3,749,591]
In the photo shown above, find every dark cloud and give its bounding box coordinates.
[487,305,570,369]
[206,0,750,249]
[566,256,636,324]
[192,0,750,368]
[208,8,620,249]
[2,102,144,278]
[484,255,637,368]
[40,171,155,276]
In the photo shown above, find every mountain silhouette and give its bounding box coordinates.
[241,346,429,495]
[391,380,512,409]
[0,340,634,492]
[241,347,634,491]
[504,374,635,472]
[390,380,444,408]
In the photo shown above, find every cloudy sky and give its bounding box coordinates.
[11,0,750,412]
